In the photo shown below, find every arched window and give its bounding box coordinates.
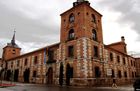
[92,14,96,23]
[92,29,97,41]
[69,13,75,23]
[68,29,75,40]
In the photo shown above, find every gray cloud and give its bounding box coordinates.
[98,0,140,40]
[0,0,140,57]
[0,0,63,57]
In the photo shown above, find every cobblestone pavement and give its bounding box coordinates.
[0,83,134,91]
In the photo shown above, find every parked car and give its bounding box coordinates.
[133,79,140,91]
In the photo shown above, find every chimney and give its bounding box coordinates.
[121,36,125,42]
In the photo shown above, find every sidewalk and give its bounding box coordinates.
[0,82,16,88]
[0,81,37,86]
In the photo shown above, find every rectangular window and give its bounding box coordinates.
[94,46,98,57]
[17,60,20,67]
[48,50,54,60]
[110,53,113,61]
[123,58,126,65]
[68,46,74,57]
[33,71,37,77]
[118,70,122,78]
[124,71,127,78]
[131,60,133,66]
[24,58,28,66]
[11,62,13,68]
[34,56,38,65]
[117,56,120,63]
[111,69,115,78]
[132,72,134,78]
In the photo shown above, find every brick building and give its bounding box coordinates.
[0,0,139,86]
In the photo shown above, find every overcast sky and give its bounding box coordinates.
[0,0,140,57]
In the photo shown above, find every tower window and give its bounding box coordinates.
[94,46,98,58]
[78,12,80,15]
[92,14,96,23]
[68,46,74,57]
[12,49,16,54]
[92,29,97,41]
[68,29,75,40]
[69,13,75,23]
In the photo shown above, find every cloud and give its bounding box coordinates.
[0,0,140,57]
[97,0,140,40]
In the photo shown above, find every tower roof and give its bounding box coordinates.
[11,31,16,45]
[73,0,90,7]
[6,31,20,48]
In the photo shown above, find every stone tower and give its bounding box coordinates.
[2,31,21,61]
[58,0,104,85]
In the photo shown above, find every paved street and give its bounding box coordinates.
[0,83,134,91]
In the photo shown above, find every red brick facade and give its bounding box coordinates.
[0,0,139,86]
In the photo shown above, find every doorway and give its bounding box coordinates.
[14,69,19,82]
[46,67,53,84]
[24,68,30,83]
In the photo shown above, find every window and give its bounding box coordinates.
[12,49,16,54]
[11,62,13,68]
[34,56,38,65]
[68,46,74,57]
[123,58,126,65]
[117,56,120,63]
[110,53,113,61]
[124,71,127,78]
[95,66,101,78]
[92,14,96,23]
[33,71,37,77]
[24,58,28,66]
[118,70,122,78]
[17,60,19,67]
[68,29,75,40]
[111,69,115,78]
[94,46,98,57]
[132,72,134,78]
[48,50,54,61]
[134,61,136,67]
[131,60,133,66]
[69,13,74,23]
[92,29,97,41]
